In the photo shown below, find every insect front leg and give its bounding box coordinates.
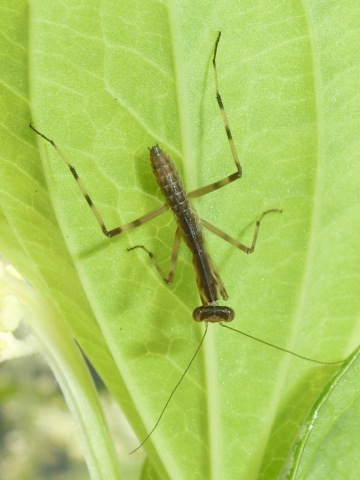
[127,227,181,284]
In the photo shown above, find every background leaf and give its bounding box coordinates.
[285,347,360,479]
[0,1,121,478]
[1,1,360,479]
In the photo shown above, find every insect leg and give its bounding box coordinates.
[201,209,282,254]
[189,31,241,200]
[30,124,168,238]
[127,227,181,284]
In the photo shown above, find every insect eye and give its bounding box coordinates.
[192,306,235,323]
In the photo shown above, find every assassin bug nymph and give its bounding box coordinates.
[30,32,280,324]
[30,32,342,452]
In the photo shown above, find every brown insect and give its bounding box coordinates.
[30,33,341,452]
[30,32,279,325]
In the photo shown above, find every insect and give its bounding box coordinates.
[30,32,279,323]
[30,32,342,452]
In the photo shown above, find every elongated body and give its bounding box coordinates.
[30,32,340,455]
[29,31,285,454]
[30,31,274,326]
[150,145,234,322]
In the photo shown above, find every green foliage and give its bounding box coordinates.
[1,1,360,479]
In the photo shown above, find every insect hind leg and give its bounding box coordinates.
[213,31,242,176]
[188,32,242,200]
[30,123,168,238]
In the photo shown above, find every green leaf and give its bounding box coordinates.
[0,2,121,479]
[1,1,360,479]
[285,347,360,479]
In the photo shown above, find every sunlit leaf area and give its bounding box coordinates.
[1,2,360,479]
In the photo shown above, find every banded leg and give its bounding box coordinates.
[127,227,181,284]
[201,209,282,254]
[30,124,168,237]
[189,31,241,200]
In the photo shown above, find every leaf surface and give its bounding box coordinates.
[1,1,360,479]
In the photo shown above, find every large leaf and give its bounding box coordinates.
[1,1,360,479]
[286,348,360,479]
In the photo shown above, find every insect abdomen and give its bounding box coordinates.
[149,145,190,214]
[149,145,205,248]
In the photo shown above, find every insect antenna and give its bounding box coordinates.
[220,323,344,365]
[129,322,209,454]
